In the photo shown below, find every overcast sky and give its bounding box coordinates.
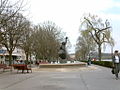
[28,0,120,53]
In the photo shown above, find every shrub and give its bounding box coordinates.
[81,60,113,68]
[91,61,113,68]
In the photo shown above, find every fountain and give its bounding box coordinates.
[39,37,86,68]
[58,37,68,63]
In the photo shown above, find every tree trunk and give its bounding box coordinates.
[9,51,12,66]
[29,53,32,67]
[98,44,102,61]
[25,52,29,65]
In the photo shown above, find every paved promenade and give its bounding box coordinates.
[0,65,120,90]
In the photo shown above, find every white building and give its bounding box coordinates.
[0,47,26,64]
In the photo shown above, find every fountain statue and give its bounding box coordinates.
[58,37,68,63]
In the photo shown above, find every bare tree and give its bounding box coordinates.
[0,0,30,65]
[0,0,24,28]
[75,30,96,60]
[32,21,65,62]
[19,20,33,63]
[1,13,28,65]
[80,14,114,61]
[0,0,27,44]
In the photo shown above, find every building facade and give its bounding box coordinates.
[0,47,26,64]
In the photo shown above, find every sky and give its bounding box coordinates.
[26,0,120,54]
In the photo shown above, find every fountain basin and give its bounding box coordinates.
[39,62,87,68]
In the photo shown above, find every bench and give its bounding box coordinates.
[12,64,32,73]
[0,64,12,72]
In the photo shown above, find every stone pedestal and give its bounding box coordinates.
[59,59,67,63]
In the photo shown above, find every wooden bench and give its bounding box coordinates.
[0,64,12,72]
[12,64,32,73]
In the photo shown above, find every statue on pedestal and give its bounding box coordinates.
[58,37,68,60]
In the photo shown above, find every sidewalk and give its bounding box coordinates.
[0,65,120,90]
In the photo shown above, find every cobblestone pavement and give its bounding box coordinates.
[0,65,120,90]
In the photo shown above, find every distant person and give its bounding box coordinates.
[0,61,4,64]
[19,60,25,64]
[35,61,39,66]
[87,57,91,65]
[112,50,120,80]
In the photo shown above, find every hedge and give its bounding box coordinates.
[81,60,113,68]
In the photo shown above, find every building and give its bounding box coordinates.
[0,47,26,64]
